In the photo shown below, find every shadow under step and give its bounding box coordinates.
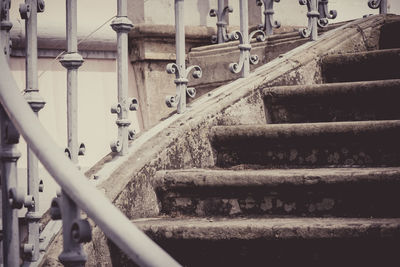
[263,79,400,123]
[321,48,400,83]
[210,120,400,168]
[154,167,400,217]
[114,217,400,267]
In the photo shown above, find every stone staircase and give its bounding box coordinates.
[129,45,400,265]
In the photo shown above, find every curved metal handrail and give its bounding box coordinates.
[0,52,180,267]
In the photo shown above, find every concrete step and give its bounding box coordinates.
[111,217,400,267]
[263,79,400,123]
[154,167,400,217]
[321,48,400,83]
[210,120,400,168]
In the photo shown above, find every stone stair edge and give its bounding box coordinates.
[153,167,400,189]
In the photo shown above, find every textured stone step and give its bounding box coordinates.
[110,217,400,267]
[154,168,400,217]
[211,120,400,168]
[263,79,400,123]
[321,48,400,83]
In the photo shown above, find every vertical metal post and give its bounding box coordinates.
[58,0,86,265]
[110,0,136,155]
[175,0,186,113]
[19,0,46,263]
[299,0,319,41]
[0,1,21,266]
[240,0,250,77]
[209,0,233,44]
[380,0,387,14]
[165,0,202,113]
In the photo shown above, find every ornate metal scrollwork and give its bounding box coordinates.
[210,1,234,43]
[317,0,337,28]
[368,0,387,14]
[165,63,202,109]
[229,29,266,76]
[256,0,281,36]
[299,0,319,40]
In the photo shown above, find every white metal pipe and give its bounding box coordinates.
[175,0,186,113]
[240,0,250,77]
[0,50,181,267]
[24,0,42,261]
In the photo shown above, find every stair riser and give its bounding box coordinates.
[321,50,400,83]
[157,184,400,217]
[111,238,400,267]
[213,130,400,168]
[264,84,400,123]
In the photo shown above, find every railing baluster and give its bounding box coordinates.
[229,0,266,78]
[368,0,387,14]
[58,0,87,265]
[317,0,337,28]
[166,0,202,114]
[209,0,233,43]
[256,0,281,36]
[0,1,22,266]
[110,0,138,155]
[19,0,46,263]
[299,0,319,41]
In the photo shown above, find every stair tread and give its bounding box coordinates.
[262,79,400,100]
[323,48,400,61]
[155,167,400,189]
[134,216,400,240]
[211,120,400,139]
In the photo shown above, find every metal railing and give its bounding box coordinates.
[0,0,389,265]
[0,36,180,267]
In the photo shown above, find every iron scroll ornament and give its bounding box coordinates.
[229,29,267,74]
[256,0,281,36]
[317,0,337,28]
[209,4,234,43]
[368,0,383,9]
[165,63,202,108]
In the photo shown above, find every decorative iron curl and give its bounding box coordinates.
[165,64,202,108]
[368,0,382,9]
[256,0,281,36]
[317,0,337,28]
[210,4,234,43]
[229,30,266,74]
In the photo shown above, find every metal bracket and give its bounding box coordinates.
[19,3,30,20]
[209,3,234,43]
[50,197,62,220]
[71,219,92,243]
[8,187,35,209]
[317,0,337,28]
[39,179,44,192]
[256,0,281,36]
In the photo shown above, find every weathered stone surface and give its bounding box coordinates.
[321,48,400,83]
[109,217,400,267]
[153,167,400,217]
[211,121,400,168]
[263,79,400,123]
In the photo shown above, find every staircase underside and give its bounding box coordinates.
[40,14,400,267]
